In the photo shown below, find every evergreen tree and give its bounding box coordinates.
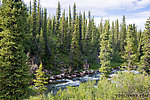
[82,11,86,42]
[114,19,121,61]
[66,5,72,52]
[33,63,47,95]
[59,9,67,51]
[0,0,31,99]
[52,16,56,35]
[115,19,119,47]
[133,24,138,47]
[99,20,112,77]
[79,12,82,52]
[55,2,61,35]
[70,15,82,68]
[84,11,92,64]
[99,19,103,36]
[87,11,92,40]
[123,25,137,69]
[27,0,32,34]
[39,28,45,58]
[82,11,87,55]
[110,21,115,60]
[73,3,76,21]
[47,16,52,38]
[120,16,126,56]
[43,8,52,68]
[69,5,72,28]
[140,17,150,73]
[72,3,77,33]
[37,0,41,35]
[137,30,142,61]
[90,18,98,64]
[31,0,38,55]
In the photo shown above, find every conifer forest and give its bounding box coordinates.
[0,0,150,100]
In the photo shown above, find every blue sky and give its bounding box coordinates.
[23,0,150,30]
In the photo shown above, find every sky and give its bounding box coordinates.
[23,0,150,30]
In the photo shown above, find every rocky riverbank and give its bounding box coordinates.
[47,69,100,83]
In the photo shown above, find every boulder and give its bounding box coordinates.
[74,73,80,77]
[55,75,62,79]
[80,72,85,76]
[50,76,55,80]
[83,71,86,74]
[60,73,65,78]
[71,75,76,78]
[90,70,94,74]
[67,75,72,79]
[74,70,79,73]
[49,80,53,83]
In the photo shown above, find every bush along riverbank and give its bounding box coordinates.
[29,71,150,100]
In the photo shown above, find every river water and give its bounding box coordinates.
[46,71,104,95]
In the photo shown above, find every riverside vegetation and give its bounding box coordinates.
[29,72,150,100]
[0,0,150,100]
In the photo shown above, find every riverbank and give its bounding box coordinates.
[47,69,100,83]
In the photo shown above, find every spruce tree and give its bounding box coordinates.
[114,19,120,60]
[115,19,119,47]
[72,3,77,33]
[110,21,115,60]
[84,11,92,64]
[52,16,56,35]
[27,0,32,34]
[59,10,67,51]
[82,11,86,42]
[123,25,137,70]
[55,2,61,35]
[82,11,87,55]
[99,20,112,77]
[137,30,142,61]
[30,0,39,55]
[73,3,76,21]
[140,17,150,73]
[43,8,52,68]
[33,63,47,95]
[39,28,45,58]
[120,16,126,56]
[90,18,98,64]
[37,0,41,35]
[99,19,103,36]
[0,0,31,99]
[70,15,82,68]
[79,12,82,53]
[66,5,72,52]
[47,16,52,38]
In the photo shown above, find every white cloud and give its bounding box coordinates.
[132,0,150,10]
[24,0,150,10]
[23,0,150,30]
[94,10,150,31]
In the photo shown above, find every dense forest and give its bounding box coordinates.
[0,0,150,99]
